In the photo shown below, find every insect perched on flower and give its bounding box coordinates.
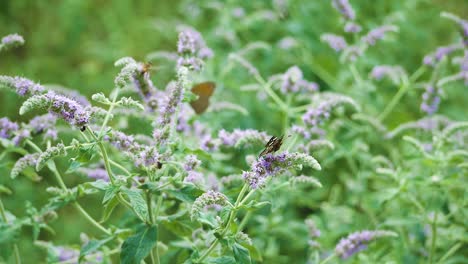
[190,81,215,114]
[259,135,284,157]
[142,62,153,74]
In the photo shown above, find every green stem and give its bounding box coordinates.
[153,196,163,264]
[437,242,462,264]
[378,83,409,122]
[0,199,22,264]
[429,212,438,264]
[197,184,249,263]
[238,211,252,231]
[25,139,112,235]
[99,89,120,138]
[319,253,336,264]
[88,129,116,185]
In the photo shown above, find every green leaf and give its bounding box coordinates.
[66,159,82,173]
[232,243,252,264]
[100,196,120,223]
[208,256,237,264]
[103,185,120,204]
[241,243,262,261]
[0,185,12,195]
[80,236,114,260]
[167,186,204,203]
[120,225,158,264]
[161,219,193,237]
[122,188,148,222]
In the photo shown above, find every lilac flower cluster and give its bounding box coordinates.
[0,76,45,97]
[200,134,219,151]
[177,28,213,71]
[28,114,58,140]
[190,190,228,220]
[306,219,321,248]
[302,102,331,128]
[11,153,39,179]
[133,146,161,170]
[218,128,270,148]
[423,44,462,66]
[243,152,321,189]
[0,117,19,139]
[280,66,319,94]
[0,33,24,50]
[321,34,348,52]
[362,25,398,46]
[106,131,137,152]
[370,65,406,84]
[331,0,355,20]
[19,91,90,127]
[183,154,204,184]
[420,85,442,115]
[335,230,395,259]
[54,246,79,262]
[79,167,109,181]
[344,22,362,33]
[184,155,201,171]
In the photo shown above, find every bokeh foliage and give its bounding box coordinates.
[1,0,468,263]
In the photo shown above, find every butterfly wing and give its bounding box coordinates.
[190,82,216,114]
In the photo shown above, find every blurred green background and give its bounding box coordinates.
[1,0,468,262]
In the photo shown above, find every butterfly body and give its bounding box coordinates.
[190,81,216,114]
[259,135,284,157]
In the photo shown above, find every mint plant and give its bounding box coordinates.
[1,1,467,263]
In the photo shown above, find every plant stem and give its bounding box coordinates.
[99,88,120,138]
[238,211,252,231]
[0,199,22,264]
[378,83,409,122]
[48,162,112,235]
[429,212,438,264]
[153,196,163,264]
[197,184,249,263]
[25,139,112,235]
[437,242,462,264]
[319,253,336,264]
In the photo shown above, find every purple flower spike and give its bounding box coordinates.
[321,34,348,52]
[362,25,397,46]
[1,33,24,50]
[420,85,442,115]
[331,0,356,20]
[335,230,396,259]
[0,117,19,139]
[302,102,331,128]
[0,76,45,97]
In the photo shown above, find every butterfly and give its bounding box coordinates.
[259,135,284,157]
[190,81,216,114]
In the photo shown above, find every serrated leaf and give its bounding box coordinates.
[167,186,204,203]
[66,160,82,173]
[80,236,114,260]
[120,225,158,264]
[232,243,251,264]
[122,189,148,222]
[103,185,120,204]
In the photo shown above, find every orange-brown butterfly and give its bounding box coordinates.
[190,81,216,114]
[259,135,284,157]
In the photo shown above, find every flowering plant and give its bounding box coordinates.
[1,1,467,264]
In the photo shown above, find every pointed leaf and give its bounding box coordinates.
[120,225,158,264]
